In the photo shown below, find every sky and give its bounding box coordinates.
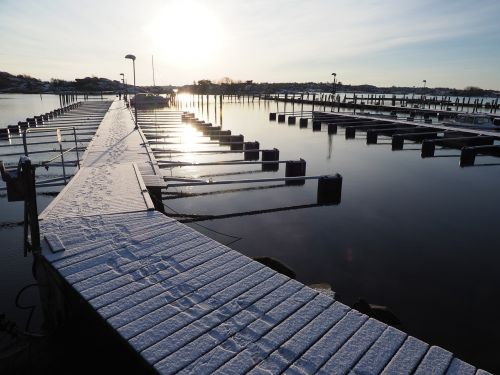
[1,0,499,89]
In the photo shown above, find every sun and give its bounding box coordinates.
[145,0,224,68]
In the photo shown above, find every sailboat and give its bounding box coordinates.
[131,55,169,108]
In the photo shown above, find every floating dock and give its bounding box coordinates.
[266,93,500,119]
[36,100,489,374]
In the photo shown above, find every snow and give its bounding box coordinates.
[38,100,483,375]
[414,346,453,375]
[382,336,429,374]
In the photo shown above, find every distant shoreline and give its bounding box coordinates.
[1,71,498,97]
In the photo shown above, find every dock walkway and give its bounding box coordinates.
[38,100,488,374]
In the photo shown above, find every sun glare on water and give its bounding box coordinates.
[145,0,224,68]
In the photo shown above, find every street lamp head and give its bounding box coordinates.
[332,73,337,77]
[120,73,124,76]
[125,54,136,61]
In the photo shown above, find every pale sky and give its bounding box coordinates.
[1,0,499,89]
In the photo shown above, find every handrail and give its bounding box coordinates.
[22,126,81,184]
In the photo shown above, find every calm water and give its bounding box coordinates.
[1,94,499,372]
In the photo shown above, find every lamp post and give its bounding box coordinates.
[119,73,125,101]
[125,54,138,128]
[331,72,337,95]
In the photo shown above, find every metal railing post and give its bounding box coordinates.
[20,157,40,255]
[73,127,81,169]
[56,129,67,184]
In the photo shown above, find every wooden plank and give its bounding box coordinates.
[316,319,387,374]
[381,336,429,374]
[446,358,476,375]
[175,280,305,375]
[121,256,259,345]
[284,310,368,374]
[72,231,209,291]
[44,234,65,253]
[88,244,238,310]
[76,236,228,300]
[211,293,330,375]
[352,326,407,374]
[414,346,453,375]
[246,301,349,374]
[97,244,227,319]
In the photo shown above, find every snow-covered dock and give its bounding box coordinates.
[38,100,488,374]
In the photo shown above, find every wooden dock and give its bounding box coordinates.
[266,93,500,118]
[37,99,490,374]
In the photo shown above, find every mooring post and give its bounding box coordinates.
[219,130,232,144]
[20,157,40,254]
[317,174,342,205]
[244,141,260,160]
[262,148,279,171]
[0,128,9,140]
[327,123,337,134]
[285,159,306,185]
[421,140,436,158]
[460,147,476,167]
[229,135,244,150]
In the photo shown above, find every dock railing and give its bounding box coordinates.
[22,126,81,185]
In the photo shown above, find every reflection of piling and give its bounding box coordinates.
[317,174,343,205]
[277,114,286,123]
[269,112,276,121]
[312,121,321,132]
[299,118,308,127]
[288,116,296,125]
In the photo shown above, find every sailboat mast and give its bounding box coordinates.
[152,55,156,87]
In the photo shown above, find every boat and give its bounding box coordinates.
[130,55,169,108]
[130,93,168,108]
[443,113,499,129]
